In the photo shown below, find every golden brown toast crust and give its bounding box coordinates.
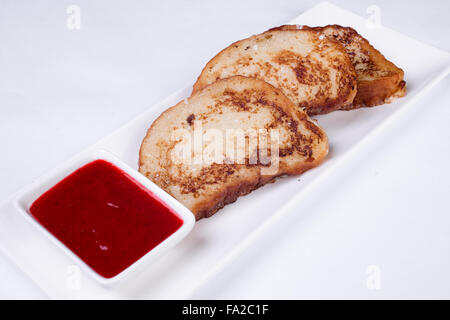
[139,76,328,219]
[298,25,406,109]
[193,28,357,116]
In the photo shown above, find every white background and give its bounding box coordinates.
[0,0,449,299]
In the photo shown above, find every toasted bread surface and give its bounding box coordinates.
[193,29,357,115]
[139,76,328,219]
[295,25,406,108]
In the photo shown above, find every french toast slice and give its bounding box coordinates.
[139,76,328,220]
[276,25,406,109]
[192,28,357,115]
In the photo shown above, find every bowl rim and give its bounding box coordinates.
[13,149,195,286]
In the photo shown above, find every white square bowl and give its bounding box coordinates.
[13,149,196,286]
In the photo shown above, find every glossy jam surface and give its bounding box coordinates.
[29,160,183,278]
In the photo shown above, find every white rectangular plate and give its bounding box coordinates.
[0,2,449,299]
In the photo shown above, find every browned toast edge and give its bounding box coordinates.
[300,24,406,109]
[139,76,328,220]
[192,28,357,116]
